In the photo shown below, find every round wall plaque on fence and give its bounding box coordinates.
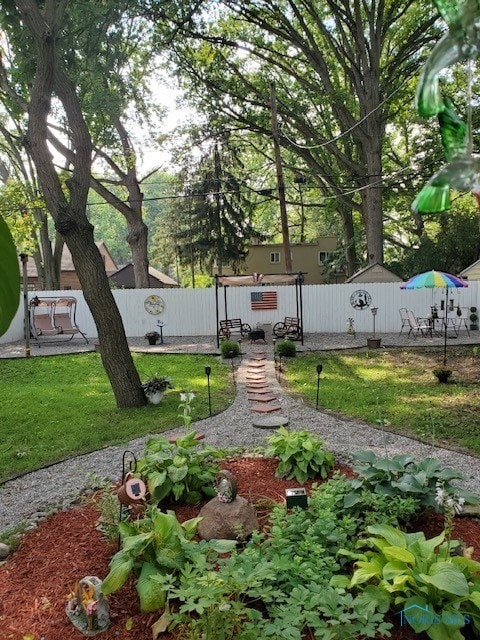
[350,290,372,310]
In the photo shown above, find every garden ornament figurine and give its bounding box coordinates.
[413,0,480,214]
[66,576,110,636]
[346,317,355,336]
[214,470,238,503]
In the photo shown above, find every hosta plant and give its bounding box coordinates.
[344,523,480,640]
[101,506,235,613]
[136,431,224,505]
[347,450,479,511]
[266,427,335,484]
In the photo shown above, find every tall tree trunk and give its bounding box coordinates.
[16,0,145,408]
[113,115,150,288]
[338,202,357,277]
[360,70,385,265]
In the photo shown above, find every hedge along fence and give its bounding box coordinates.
[2,281,479,343]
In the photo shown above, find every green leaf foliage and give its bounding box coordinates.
[102,506,234,613]
[0,215,20,336]
[348,450,477,512]
[349,524,480,639]
[136,561,168,612]
[266,427,335,484]
[136,432,224,505]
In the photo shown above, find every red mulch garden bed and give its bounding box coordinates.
[0,457,478,640]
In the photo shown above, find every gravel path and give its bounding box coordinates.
[1,333,479,534]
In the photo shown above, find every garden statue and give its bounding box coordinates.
[66,576,110,636]
[214,469,238,503]
[413,0,480,214]
[346,318,355,336]
[199,469,258,541]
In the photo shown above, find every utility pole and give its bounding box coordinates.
[270,82,292,273]
[213,143,224,274]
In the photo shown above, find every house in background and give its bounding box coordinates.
[108,263,179,288]
[220,237,344,284]
[459,259,480,280]
[23,241,117,290]
[345,262,403,284]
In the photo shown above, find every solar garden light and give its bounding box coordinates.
[273,338,277,367]
[205,365,212,416]
[156,320,165,344]
[316,363,323,409]
[285,487,308,509]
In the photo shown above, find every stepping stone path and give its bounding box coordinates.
[243,351,287,423]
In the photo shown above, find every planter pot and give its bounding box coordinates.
[146,390,164,404]
[470,324,478,331]
[436,373,451,383]
[146,336,158,345]
[367,338,382,349]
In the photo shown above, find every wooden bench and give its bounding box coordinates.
[273,316,302,340]
[219,318,252,339]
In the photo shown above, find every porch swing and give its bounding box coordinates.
[29,296,88,345]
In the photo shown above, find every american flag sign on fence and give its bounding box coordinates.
[250,291,277,310]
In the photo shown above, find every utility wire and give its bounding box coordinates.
[279,79,410,150]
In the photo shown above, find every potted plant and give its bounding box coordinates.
[432,366,452,384]
[141,375,174,404]
[469,306,478,331]
[145,331,160,345]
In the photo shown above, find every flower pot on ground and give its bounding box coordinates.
[432,366,452,383]
[470,307,478,331]
[145,331,160,345]
[141,375,174,404]
[367,337,382,349]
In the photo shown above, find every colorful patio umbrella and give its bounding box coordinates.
[401,270,467,290]
[400,270,468,365]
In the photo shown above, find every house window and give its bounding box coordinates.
[318,251,331,265]
[270,251,281,264]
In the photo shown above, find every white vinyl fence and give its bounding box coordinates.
[2,281,479,343]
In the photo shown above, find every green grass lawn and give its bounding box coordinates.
[0,352,234,482]
[283,346,480,455]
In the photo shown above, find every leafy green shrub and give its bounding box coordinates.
[266,426,335,483]
[275,338,296,357]
[347,450,478,511]
[90,484,120,541]
[168,479,393,639]
[346,523,480,640]
[136,431,224,504]
[101,506,235,613]
[220,340,240,358]
[321,472,417,529]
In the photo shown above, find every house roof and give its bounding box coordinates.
[345,262,403,283]
[108,263,179,287]
[216,273,302,286]
[460,258,480,277]
[22,241,118,276]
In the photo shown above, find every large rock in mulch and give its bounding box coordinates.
[198,496,259,541]
[0,543,10,559]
